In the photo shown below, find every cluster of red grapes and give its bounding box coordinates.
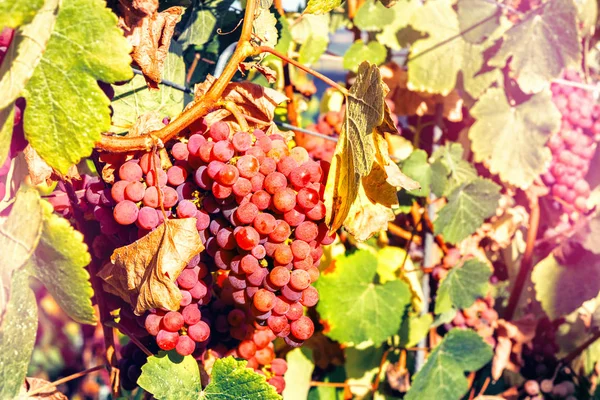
[543,70,599,213]
[295,111,341,162]
[449,296,498,348]
[53,118,334,394]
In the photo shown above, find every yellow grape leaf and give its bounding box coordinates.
[98,218,203,315]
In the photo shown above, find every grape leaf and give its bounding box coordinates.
[344,178,396,241]
[0,105,14,166]
[456,0,500,44]
[98,218,203,315]
[354,0,395,32]
[177,0,233,49]
[315,250,412,345]
[19,377,68,399]
[460,41,502,100]
[290,14,329,44]
[202,357,280,399]
[376,0,421,50]
[401,149,431,197]
[0,268,38,400]
[576,0,598,37]
[405,329,493,400]
[283,348,314,400]
[469,88,560,189]
[111,41,185,133]
[573,212,600,255]
[0,0,59,113]
[22,0,133,174]
[489,0,581,94]
[399,313,433,348]
[299,35,329,65]
[0,0,44,28]
[407,0,464,95]
[343,41,387,73]
[345,345,384,398]
[28,200,95,325]
[433,178,501,244]
[138,351,201,400]
[253,8,278,49]
[434,259,492,314]
[304,0,342,14]
[532,253,600,320]
[430,142,477,198]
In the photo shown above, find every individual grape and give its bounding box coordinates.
[290,269,311,290]
[290,316,314,340]
[233,177,252,197]
[251,191,271,210]
[240,254,259,274]
[140,153,161,174]
[213,140,235,162]
[182,304,201,325]
[177,268,199,290]
[264,172,287,194]
[269,220,291,242]
[162,186,179,208]
[209,121,230,141]
[267,315,288,333]
[269,266,291,287]
[175,335,196,356]
[171,142,189,161]
[146,169,168,187]
[188,321,211,342]
[273,188,296,213]
[125,181,145,202]
[251,244,266,260]
[255,346,275,365]
[111,180,129,203]
[301,286,319,307]
[180,290,192,307]
[216,227,236,250]
[233,132,253,152]
[235,226,260,250]
[283,207,305,227]
[162,311,184,332]
[297,188,319,210]
[235,202,259,224]
[167,165,188,186]
[259,157,276,175]
[212,182,233,199]
[277,156,298,177]
[137,207,159,230]
[144,313,162,336]
[216,164,239,186]
[114,200,139,225]
[247,267,268,286]
[189,280,208,300]
[119,161,143,182]
[156,329,179,350]
[237,155,260,178]
[177,199,197,218]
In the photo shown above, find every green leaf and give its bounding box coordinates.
[290,14,329,44]
[202,356,281,399]
[376,246,413,284]
[177,0,234,49]
[433,178,501,244]
[407,0,464,95]
[111,41,185,133]
[573,212,600,255]
[275,15,293,54]
[354,0,395,32]
[532,253,600,320]
[456,0,500,44]
[0,0,59,113]
[0,187,43,276]
[434,259,492,314]
[460,41,502,100]
[405,329,493,400]
[315,250,412,345]
[375,0,422,51]
[282,348,314,400]
[299,35,329,65]
[29,200,95,325]
[345,345,384,397]
[0,0,44,28]
[490,0,581,93]
[0,268,38,400]
[469,88,561,188]
[430,142,477,197]
[253,9,278,49]
[399,313,433,348]
[576,0,598,37]
[304,0,342,14]
[401,149,431,197]
[0,105,15,168]
[22,0,133,174]
[343,41,387,73]
[138,351,201,400]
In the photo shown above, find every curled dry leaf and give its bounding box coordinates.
[98,218,203,315]
[386,361,411,393]
[20,377,68,400]
[129,111,167,137]
[381,62,463,122]
[23,145,53,186]
[491,315,538,380]
[119,1,184,88]
[239,62,278,84]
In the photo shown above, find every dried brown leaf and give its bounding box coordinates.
[491,315,538,379]
[20,377,68,399]
[98,218,203,315]
[119,4,185,87]
[129,111,167,137]
[239,62,278,84]
[491,336,512,381]
[24,145,53,186]
[132,0,158,15]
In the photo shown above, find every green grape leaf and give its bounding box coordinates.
[111,41,185,133]
[433,178,501,244]
[0,187,43,280]
[343,41,387,73]
[576,0,598,37]
[573,212,600,255]
[304,0,342,14]
[376,246,414,284]
[430,142,477,197]
[0,0,44,28]
[489,0,581,94]
[460,41,502,100]
[354,0,395,32]
[275,15,293,54]
[202,356,281,399]
[29,200,95,325]
[405,329,493,400]
[0,0,59,113]
[401,149,431,197]
[138,351,201,400]
[177,0,234,49]
[283,348,314,400]
[469,88,561,188]
[434,259,492,314]
[22,0,133,174]
[315,250,412,345]
[456,0,500,44]
[407,0,464,95]
[290,14,329,44]
[399,313,433,348]
[299,35,329,65]
[376,0,422,50]
[0,105,13,166]
[532,253,600,320]
[0,268,38,400]
[345,345,384,397]
[253,9,278,48]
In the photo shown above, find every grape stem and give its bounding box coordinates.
[95,0,260,153]
[223,101,249,132]
[25,365,105,397]
[505,189,540,321]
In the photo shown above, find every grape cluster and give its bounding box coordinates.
[295,111,341,162]
[543,71,599,213]
[449,296,498,347]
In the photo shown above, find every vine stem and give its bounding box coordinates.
[561,329,600,364]
[26,365,105,397]
[63,180,120,396]
[505,190,540,321]
[95,0,259,153]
